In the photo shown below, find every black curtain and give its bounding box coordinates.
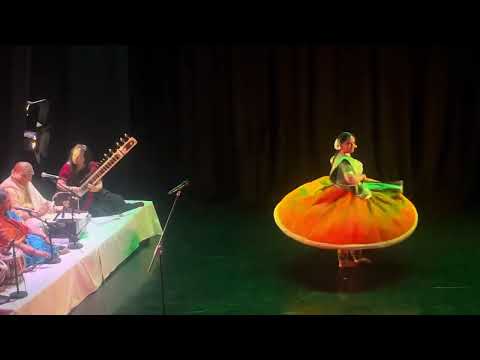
[129,44,480,215]
[1,46,132,199]
[2,45,479,215]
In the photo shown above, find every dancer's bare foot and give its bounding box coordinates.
[337,249,357,268]
[338,259,357,268]
[351,250,372,264]
[354,257,372,264]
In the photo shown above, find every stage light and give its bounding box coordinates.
[24,99,51,164]
[23,130,37,151]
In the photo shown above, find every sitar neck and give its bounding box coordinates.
[77,135,138,197]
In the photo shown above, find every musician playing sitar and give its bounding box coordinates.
[57,144,142,217]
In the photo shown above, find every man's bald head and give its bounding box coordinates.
[11,162,34,186]
[13,162,34,174]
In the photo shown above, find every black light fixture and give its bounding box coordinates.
[24,99,50,164]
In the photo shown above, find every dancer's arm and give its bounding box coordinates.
[339,161,365,185]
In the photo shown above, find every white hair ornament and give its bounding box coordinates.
[334,138,341,150]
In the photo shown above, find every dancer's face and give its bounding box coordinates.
[340,136,357,154]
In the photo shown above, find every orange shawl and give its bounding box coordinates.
[0,214,28,251]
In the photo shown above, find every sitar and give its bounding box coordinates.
[53,134,138,208]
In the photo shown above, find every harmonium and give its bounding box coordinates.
[44,211,91,238]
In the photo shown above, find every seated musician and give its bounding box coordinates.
[0,189,64,267]
[0,162,67,237]
[57,144,142,217]
[0,162,54,221]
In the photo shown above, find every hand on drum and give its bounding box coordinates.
[37,202,50,217]
[36,250,50,258]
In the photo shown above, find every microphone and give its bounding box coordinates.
[168,180,190,195]
[13,206,36,214]
[41,172,60,180]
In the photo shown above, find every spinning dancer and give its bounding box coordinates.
[274,132,418,268]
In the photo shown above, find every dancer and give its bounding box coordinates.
[274,132,418,268]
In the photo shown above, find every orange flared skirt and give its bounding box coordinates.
[274,176,418,250]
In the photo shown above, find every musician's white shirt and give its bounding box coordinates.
[0,176,53,220]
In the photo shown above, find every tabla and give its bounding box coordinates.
[0,250,26,286]
[0,259,8,286]
[52,192,80,210]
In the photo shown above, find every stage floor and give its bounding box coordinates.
[71,201,480,315]
[0,201,162,315]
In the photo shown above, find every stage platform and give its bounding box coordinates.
[0,201,162,315]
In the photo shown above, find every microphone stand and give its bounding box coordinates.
[57,191,83,250]
[47,178,83,250]
[67,201,82,250]
[148,190,182,273]
[9,240,28,300]
[147,190,183,316]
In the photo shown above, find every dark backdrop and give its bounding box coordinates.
[1,45,479,216]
